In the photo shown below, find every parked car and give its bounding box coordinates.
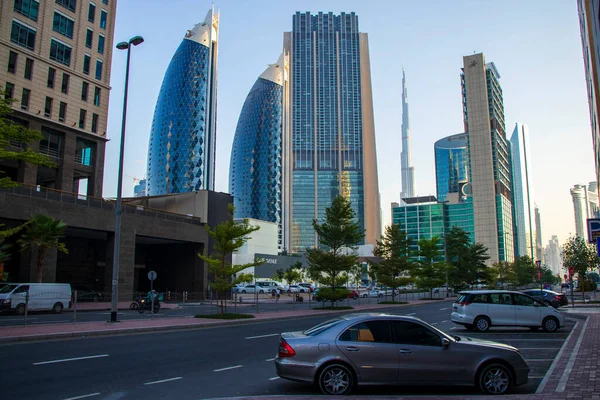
[451,290,565,332]
[71,285,103,302]
[287,285,302,293]
[275,313,530,395]
[521,289,568,308]
[256,281,286,292]
[0,283,72,314]
[298,283,315,292]
[238,284,266,294]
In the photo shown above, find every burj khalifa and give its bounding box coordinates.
[401,68,416,201]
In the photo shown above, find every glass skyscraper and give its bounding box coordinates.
[229,55,286,248]
[285,12,381,252]
[146,9,219,195]
[434,133,469,203]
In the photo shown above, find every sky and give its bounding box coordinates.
[103,0,595,249]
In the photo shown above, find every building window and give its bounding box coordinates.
[52,12,74,39]
[44,97,53,118]
[61,73,69,94]
[21,88,30,110]
[40,127,62,157]
[47,67,56,88]
[58,101,66,122]
[81,81,89,101]
[5,82,15,99]
[79,109,86,129]
[76,138,94,165]
[24,58,33,80]
[8,51,18,73]
[100,10,107,29]
[11,20,36,51]
[102,0,108,4]
[88,2,95,22]
[97,35,105,54]
[14,0,39,22]
[91,113,98,133]
[94,87,100,106]
[95,59,103,80]
[56,0,76,12]
[85,29,93,48]
[49,39,72,66]
[83,54,91,74]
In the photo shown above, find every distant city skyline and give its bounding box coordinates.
[401,69,416,201]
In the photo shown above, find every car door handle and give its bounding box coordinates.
[399,349,412,354]
[346,347,360,352]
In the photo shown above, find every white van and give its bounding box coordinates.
[256,280,286,292]
[0,283,72,314]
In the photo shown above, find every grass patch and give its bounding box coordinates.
[195,313,255,320]
[418,297,444,301]
[313,306,354,310]
[378,301,409,305]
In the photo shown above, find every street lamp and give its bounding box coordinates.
[110,35,144,323]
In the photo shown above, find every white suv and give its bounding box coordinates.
[451,290,565,332]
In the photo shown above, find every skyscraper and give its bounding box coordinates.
[401,69,416,201]
[229,55,287,249]
[570,182,600,238]
[545,235,562,275]
[577,0,600,191]
[510,123,535,259]
[284,12,381,252]
[146,8,219,195]
[461,53,514,263]
[434,133,469,203]
[535,204,544,262]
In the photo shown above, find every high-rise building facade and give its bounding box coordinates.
[545,235,562,275]
[400,69,416,201]
[571,182,600,238]
[510,123,535,259]
[577,0,600,191]
[434,133,469,203]
[461,53,514,263]
[0,0,117,196]
[535,204,544,262]
[284,12,380,252]
[146,9,219,195]
[229,55,287,249]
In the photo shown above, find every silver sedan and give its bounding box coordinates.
[275,313,529,395]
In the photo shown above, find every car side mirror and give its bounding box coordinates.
[441,338,451,347]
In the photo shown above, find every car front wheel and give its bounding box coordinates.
[478,363,512,395]
[318,363,354,395]
[542,316,559,332]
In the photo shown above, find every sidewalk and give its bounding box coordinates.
[69,301,180,312]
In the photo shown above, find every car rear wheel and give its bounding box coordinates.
[52,302,63,314]
[241,290,247,294]
[474,316,491,332]
[259,290,265,294]
[478,363,512,395]
[542,316,559,332]
[318,363,354,395]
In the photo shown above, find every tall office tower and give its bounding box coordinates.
[510,123,535,259]
[0,1,116,197]
[577,0,600,191]
[284,12,381,252]
[570,182,600,238]
[535,204,543,262]
[461,53,514,263]
[400,69,416,201]
[146,8,219,195]
[434,133,469,203]
[545,235,562,275]
[229,54,287,249]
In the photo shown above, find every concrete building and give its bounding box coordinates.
[577,0,600,191]
[535,204,544,263]
[0,0,116,197]
[400,68,416,201]
[461,53,514,263]
[232,218,279,273]
[545,235,562,275]
[571,182,600,238]
[434,133,469,203]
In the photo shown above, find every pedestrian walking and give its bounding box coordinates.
[276,288,281,302]
[271,289,276,300]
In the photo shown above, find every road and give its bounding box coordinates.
[0,301,574,400]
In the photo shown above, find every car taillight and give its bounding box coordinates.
[457,302,471,306]
[278,339,296,358]
[555,295,563,300]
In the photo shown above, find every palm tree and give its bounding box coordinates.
[18,214,68,283]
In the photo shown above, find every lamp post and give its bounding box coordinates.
[110,36,144,323]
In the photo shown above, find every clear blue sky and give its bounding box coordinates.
[104,0,594,247]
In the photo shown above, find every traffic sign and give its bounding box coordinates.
[568,267,575,277]
[148,271,157,281]
[588,218,600,243]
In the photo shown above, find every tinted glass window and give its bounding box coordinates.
[471,294,489,303]
[339,320,392,343]
[457,294,470,303]
[489,293,513,305]
[303,317,344,337]
[513,294,536,306]
[392,321,441,347]
[14,285,30,294]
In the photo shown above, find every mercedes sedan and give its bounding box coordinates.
[275,313,529,395]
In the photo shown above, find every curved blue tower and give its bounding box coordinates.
[146,9,219,195]
[434,133,469,202]
[229,57,285,245]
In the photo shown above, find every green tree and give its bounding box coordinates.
[18,214,68,283]
[1,87,56,188]
[413,236,447,298]
[271,268,285,281]
[307,196,364,306]
[562,235,600,299]
[512,255,537,286]
[370,224,414,302]
[541,266,559,284]
[198,205,262,314]
[283,263,303,285]
[488,261,514,288]
[445,227,490,288]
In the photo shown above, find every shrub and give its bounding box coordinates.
[314,287,350,303]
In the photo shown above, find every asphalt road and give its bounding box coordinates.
[0,301,574,400]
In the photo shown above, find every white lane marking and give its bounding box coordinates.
[525,359,555,362]
[34,354,109,365]
[63,393,101,400]
[144,377,182,385]
[0,318,38,321]
[441,320,449,323]
[440,308,449,311]
[431,322,438,325]
[269,377,280,381]
[556,317,589,392]
[265,358,275,362]
[406,313,416,316]
[245,333,279,340]
[214,365,243,372]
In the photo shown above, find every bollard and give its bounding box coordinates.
[234,292,237,314]
[24,290,29,326]
[73,290,78,323]
[167,290,171,301]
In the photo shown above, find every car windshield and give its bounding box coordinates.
[0,284,18,294]
[303,317,345,336]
